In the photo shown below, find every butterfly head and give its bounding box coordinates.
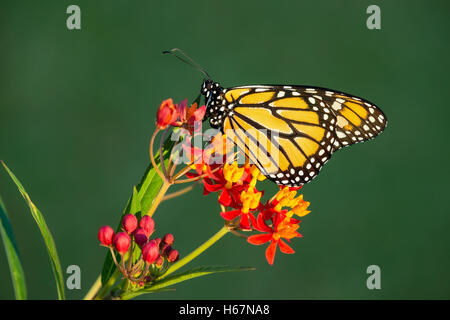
[201,79,227,129]
[201,79,221,98]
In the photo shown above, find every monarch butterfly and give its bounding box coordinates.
[200,80,387,187]
[164,49,388,187]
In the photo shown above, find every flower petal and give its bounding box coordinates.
[220,209,241,221]
[289,217,301,224]
[192,105,206,121]
[255,213,273,233]
[177,98,188,122]
[278,239,295,254]
[206,165,222,181]
[219,189,232,206]
[239,214,251,230]
[249,213,257,229]
[265,240,278,265]
[247,233,272,245]
[203,179,225,193]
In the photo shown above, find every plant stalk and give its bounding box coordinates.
[158,225,229,280]
[146,180,171,217]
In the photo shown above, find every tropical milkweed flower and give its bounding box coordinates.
[156,98,179,129]
[220,187,262,230]
[203,162,248,207]
[288,194,311,218]
[191,157,310,264]
[248,213,301,265]
[174,99,207,133]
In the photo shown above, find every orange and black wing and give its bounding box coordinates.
[219,85,387,186]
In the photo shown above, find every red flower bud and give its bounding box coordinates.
[161,243,172,257]
[156,98,178,129]
[162,233,174,246]
[98,226,115,246]
[139,215,155,236]
[122,214,138,234]
[154,238,161,248]
[142,240,159,264]
[113,232,131,254]
[155,256,164,267]
[134,228,148,248]
[167,249,179,263]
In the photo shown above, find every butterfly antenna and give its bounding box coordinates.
[162,48,211,79]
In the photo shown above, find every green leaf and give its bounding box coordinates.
[120,265,255,300]
[100,135,175,286]
[0,195,27,299]
[138,137,174,214]
[1,161,65,300]
[129,186,141,215]
[116,287,176,300]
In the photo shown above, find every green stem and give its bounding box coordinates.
[83,276,101,300]
[146,180,171,217]
[94,270,121,300]
[83,269,120,300]
[158,225,230,280]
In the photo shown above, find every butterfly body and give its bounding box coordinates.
[201,79,387,187]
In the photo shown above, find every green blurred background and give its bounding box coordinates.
[1,0,449,299]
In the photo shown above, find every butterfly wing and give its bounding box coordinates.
[219,85,387,186]
[318,92,387,151]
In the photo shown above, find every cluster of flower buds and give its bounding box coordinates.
[98,214,179,285]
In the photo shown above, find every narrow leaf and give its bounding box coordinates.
[129,186,141,215]
[119,287,175,300]
[122,265,255,300]
[1,161,65,300]
[138,136,175,214]
[0,195,27,299]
